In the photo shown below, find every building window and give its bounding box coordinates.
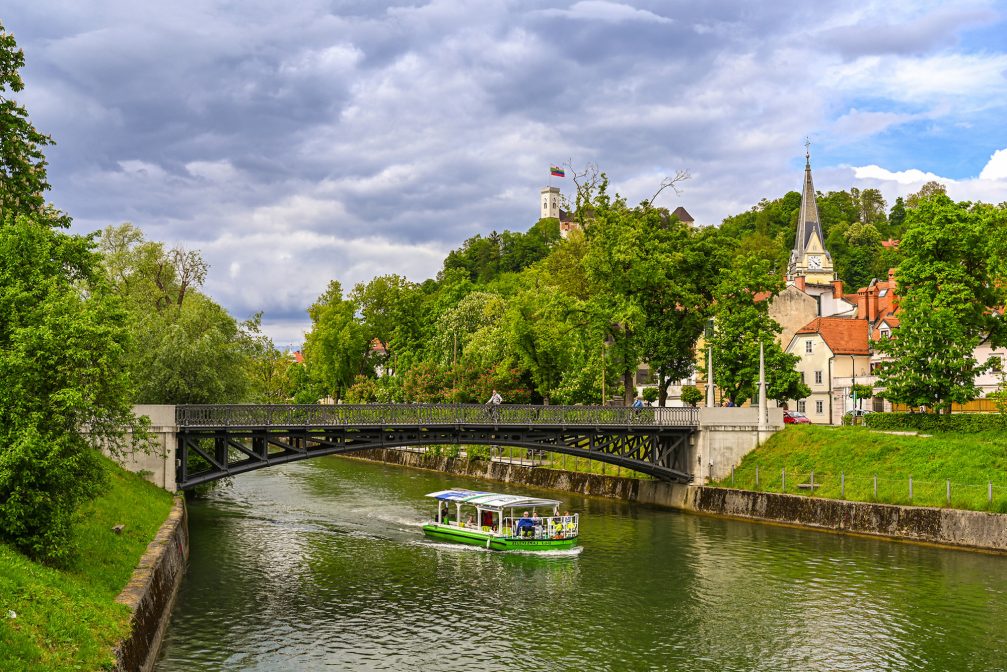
[805,340,813,353]
[880,329,890,339]
[814,371,823,384]
[815,400,824,414]
[797,400,806,413]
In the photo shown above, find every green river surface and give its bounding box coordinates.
[155,456,1007,671]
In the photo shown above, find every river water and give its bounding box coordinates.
[156,456,1007,671]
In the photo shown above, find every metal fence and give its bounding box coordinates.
[717,466,1007,512]
[176,403,699,428]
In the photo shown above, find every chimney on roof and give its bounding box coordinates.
[888,268,896,285]
[832,279,843,299]
[857,288,867,319]
[795,275,806,291]
[868,285,879,323]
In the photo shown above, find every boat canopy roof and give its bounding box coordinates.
[425,489,562,511]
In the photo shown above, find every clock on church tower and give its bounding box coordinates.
[808,255,822,270]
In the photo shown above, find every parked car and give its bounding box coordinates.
[844,409,873,417]
[783,410,812,424]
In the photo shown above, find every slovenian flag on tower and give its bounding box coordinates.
[550,165,565,178]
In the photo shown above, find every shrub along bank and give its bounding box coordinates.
[713,425,1007,512]
[0,458,173,672]
[864,411,1007,433]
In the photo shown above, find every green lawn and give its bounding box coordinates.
[712,425,1007,512]
[0,458,174,671]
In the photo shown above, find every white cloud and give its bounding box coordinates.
[831,109,917,139]
[852,165,949,185]
[186,160,238,182]
[538,1,673,24]
[979,147,1007,180]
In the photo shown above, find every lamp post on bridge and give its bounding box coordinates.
[705,318,716,408]
[758,341,768,430]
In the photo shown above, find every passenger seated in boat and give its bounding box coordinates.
[517,511,534,537]
[481,510,494,531]
[464,514,474,528]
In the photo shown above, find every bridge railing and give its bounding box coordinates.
[175,403,698,428]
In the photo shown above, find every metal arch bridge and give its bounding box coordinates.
[175,403,699,489]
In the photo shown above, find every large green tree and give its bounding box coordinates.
[97,224,253,404]
[708,255,810,405]
[0,217,144,562]
[876,195,1007,412]
[303,281,369,401]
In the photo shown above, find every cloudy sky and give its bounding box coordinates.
[5,1,1007,346]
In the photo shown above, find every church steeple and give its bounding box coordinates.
[785,142,833,284]
[788,140,834,283]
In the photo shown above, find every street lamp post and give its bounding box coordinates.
[705,318,716,408]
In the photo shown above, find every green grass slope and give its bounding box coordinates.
[0,458,173,671]
[714,425,1007,511]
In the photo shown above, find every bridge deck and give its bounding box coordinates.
[175,403,699,429]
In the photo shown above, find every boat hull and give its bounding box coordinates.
[422,523,578,551]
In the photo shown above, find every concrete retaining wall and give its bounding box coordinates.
[353,449,1007,554]
[685,487,1007,553]
[113,497,189,672]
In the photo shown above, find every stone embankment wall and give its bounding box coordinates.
[113,497,189,672]
[355,449,1007,554]
[684,487,1007,553]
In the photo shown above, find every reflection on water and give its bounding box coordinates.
[157,457,1007,672]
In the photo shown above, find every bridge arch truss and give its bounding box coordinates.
[175,404,698,489]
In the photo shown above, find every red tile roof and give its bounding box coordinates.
[795,317,871,355]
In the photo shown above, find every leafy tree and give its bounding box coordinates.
[838,222,883,290]
[303,281,369,401]
[241,313,293,403]
[352,274,424,376]
[0,217,144,562]
[680,385,703,407]
[432,291,508,368]
[852,187,887,226]
[97,224,251,404]
[402,361,450,402]
[344,375,379,403]
[887,197,907,238]
[0,23,57,224]
[876,196,1006,412]
[905,181,947,209]
[639,225,731,404]
[504,287,578,404]
[128,293,250,404]
[708,255,809,405]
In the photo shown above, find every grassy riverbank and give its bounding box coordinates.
[0,458,173,671]
[713,425,1007,511]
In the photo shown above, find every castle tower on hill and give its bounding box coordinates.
[540,186,561,220]
[540,185,581,238]
[787,147,836,287]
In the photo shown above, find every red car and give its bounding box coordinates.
[783,410,812,424]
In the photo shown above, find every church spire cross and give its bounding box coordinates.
[804,137,811,164]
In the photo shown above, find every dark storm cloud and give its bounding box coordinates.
[4,0,1006,345]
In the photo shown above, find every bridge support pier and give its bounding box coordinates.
[106,405,178,492]
[691,407,783,485]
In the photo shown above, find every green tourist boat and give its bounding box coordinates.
[422,489,579,551]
